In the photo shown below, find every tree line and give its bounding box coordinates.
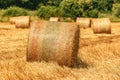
[0,0,62,10]
[1,0,120,20]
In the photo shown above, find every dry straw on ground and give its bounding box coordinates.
[76,18,91,29]
[91,18,111,34]
[27,21,80,67]
[49,17,61,22]
[0,22,15,29]
[0,22,120,79]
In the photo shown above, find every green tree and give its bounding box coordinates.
[2,6,28,17]
[114,0,120,3]
[87,9,99,18]
[59,0,84,20]
[91,0,114,12]
[112,3,120,17]
[19,0,47,10]
[48,0,63,6]
[37,6,59,19]
[0,0,16,8]
[0,0,48,10]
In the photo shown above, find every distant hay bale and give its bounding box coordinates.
[15,16,30,28]
[76,18,91,29]
[9,16,30,28]
[49,17,61,22]
[9,17,18,24]
[27,21,80,67]
[91,18,111,34]
[64,17,74,22]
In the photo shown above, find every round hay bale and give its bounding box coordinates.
[27,21,80,67]
[15,16,30,28]
[9,17,18,24]
[49,17,61,22]
[76,18,91,29]
[64,17,74,22]
[91,18,111,34]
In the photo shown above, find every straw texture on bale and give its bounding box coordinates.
[91,18,111,34]
[27,21,80,67]
[15,16,30,28]
[49,17,61,22]
[76,18,91,29]
[9,17,18,24]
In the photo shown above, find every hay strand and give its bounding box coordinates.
[27,21,80,67]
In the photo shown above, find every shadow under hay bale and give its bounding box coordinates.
[49,17,61,22]
[27,21,80,67]
[76,18,91,29]
[72,57,88,68]
[91,18,111,34]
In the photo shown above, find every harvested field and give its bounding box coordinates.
[0,22,120,80]
[49,17,61,22]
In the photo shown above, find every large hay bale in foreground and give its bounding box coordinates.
[15,16,30,28]
[27,21,80,67]
[91,18,111,34]
[49,17,61,22]
[76,18,91,29]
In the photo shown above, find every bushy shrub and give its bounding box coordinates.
[59,0,83,20]
[2,6,28,17]
[112,3,120,18]
[115,7,120,17]
[37,6,59,20]
[87,9,99,18]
